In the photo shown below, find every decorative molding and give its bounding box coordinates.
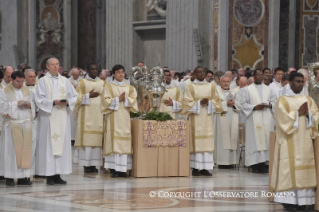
[301,15,319,67]
[233,0,265,27]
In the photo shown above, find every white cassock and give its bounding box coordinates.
[238,83,276,166]
[213,87,238,165]
[35,73,77,176]
[178,78,192,94]
[0,87,36,178]
[230,81,237,90]
[274,91,314,206]
[69,76,82,141]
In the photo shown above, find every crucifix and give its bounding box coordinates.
[52,132,60,141]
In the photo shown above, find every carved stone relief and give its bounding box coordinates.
[146,0,166,20]
[302,15,319,66]
[233,0,265,27]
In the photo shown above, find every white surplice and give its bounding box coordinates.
[238,83,276,166]
[274,90,315,206]
[103,79,133,172]
[1,81,10,89]
[35,73,78,176]
[0,87,36,178]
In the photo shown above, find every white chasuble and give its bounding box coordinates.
[247,84,271,151]
[43,76,67,156]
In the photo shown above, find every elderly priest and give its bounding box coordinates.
[181,66,222,176]
[271,72,319,211]
[0,71,36,186]
[35,58,78,185]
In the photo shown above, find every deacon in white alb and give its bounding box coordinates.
[35,58,78,185]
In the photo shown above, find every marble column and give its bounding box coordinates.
[268,0,280,69]
[105,0,133,71]
[287,0,296,69]
[63,0,72,71]
[218,0,229,71]
[0,0,18,68]
[28,0,37,69]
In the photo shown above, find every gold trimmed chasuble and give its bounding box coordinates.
[181,82,222,153]
[74,78,105,148]
[271,95,319,192]
[101,83,138,156]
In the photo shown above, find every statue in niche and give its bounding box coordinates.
[43,12,57,30]
[37,0,63,48]
[146,0,166,20]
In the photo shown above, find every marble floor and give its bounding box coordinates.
[0,162,288,212]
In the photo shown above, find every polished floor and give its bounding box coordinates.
[0,162,286,212]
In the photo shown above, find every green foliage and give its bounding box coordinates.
[130,111,141,118]
[142,111,173,121]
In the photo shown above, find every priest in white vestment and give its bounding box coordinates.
[1,66,14,89]
[273,74,289,98]
[271,72,318,211]
[181,66,222,176]
[68,67,82,142]
[0,71,36,186]
[178,74,194,94]
[73,63,104,173]
[35,58,78,185]
[214,75,238,168]
[158,70,182,119]
[101,64,138,178]
[24,69,37,94]
[238,69,276,173]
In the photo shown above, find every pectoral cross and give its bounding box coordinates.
[52,132,60,141]
[59,87,66,99]
[256,124,262,144]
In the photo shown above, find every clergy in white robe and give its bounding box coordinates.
[158,70,182,119]
[214,75,238,167]
[178,76,194,94]
[35,58,78,185]
[238,69,276,173]
[24,69,37,94]
[68,67,82,142]
[0,71,36,186]
[181,66,222,176]
[271,72,318,211]
[101,64,138,178]
[73,63,104,173]
[269,68,284,95]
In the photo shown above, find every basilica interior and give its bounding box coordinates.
[0,0,319,212]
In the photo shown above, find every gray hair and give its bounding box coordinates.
[297,68,308,77]
[220,74,231,81]
[24,69,36,76]
[46,57,59,66]
[248,77,254,83]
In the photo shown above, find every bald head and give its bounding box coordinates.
[99,69,107,80]
[298,68,308,85]
[225,71,234,80]
[238,76,248,88]
[4,66,14,84]
[72,68,80,80]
